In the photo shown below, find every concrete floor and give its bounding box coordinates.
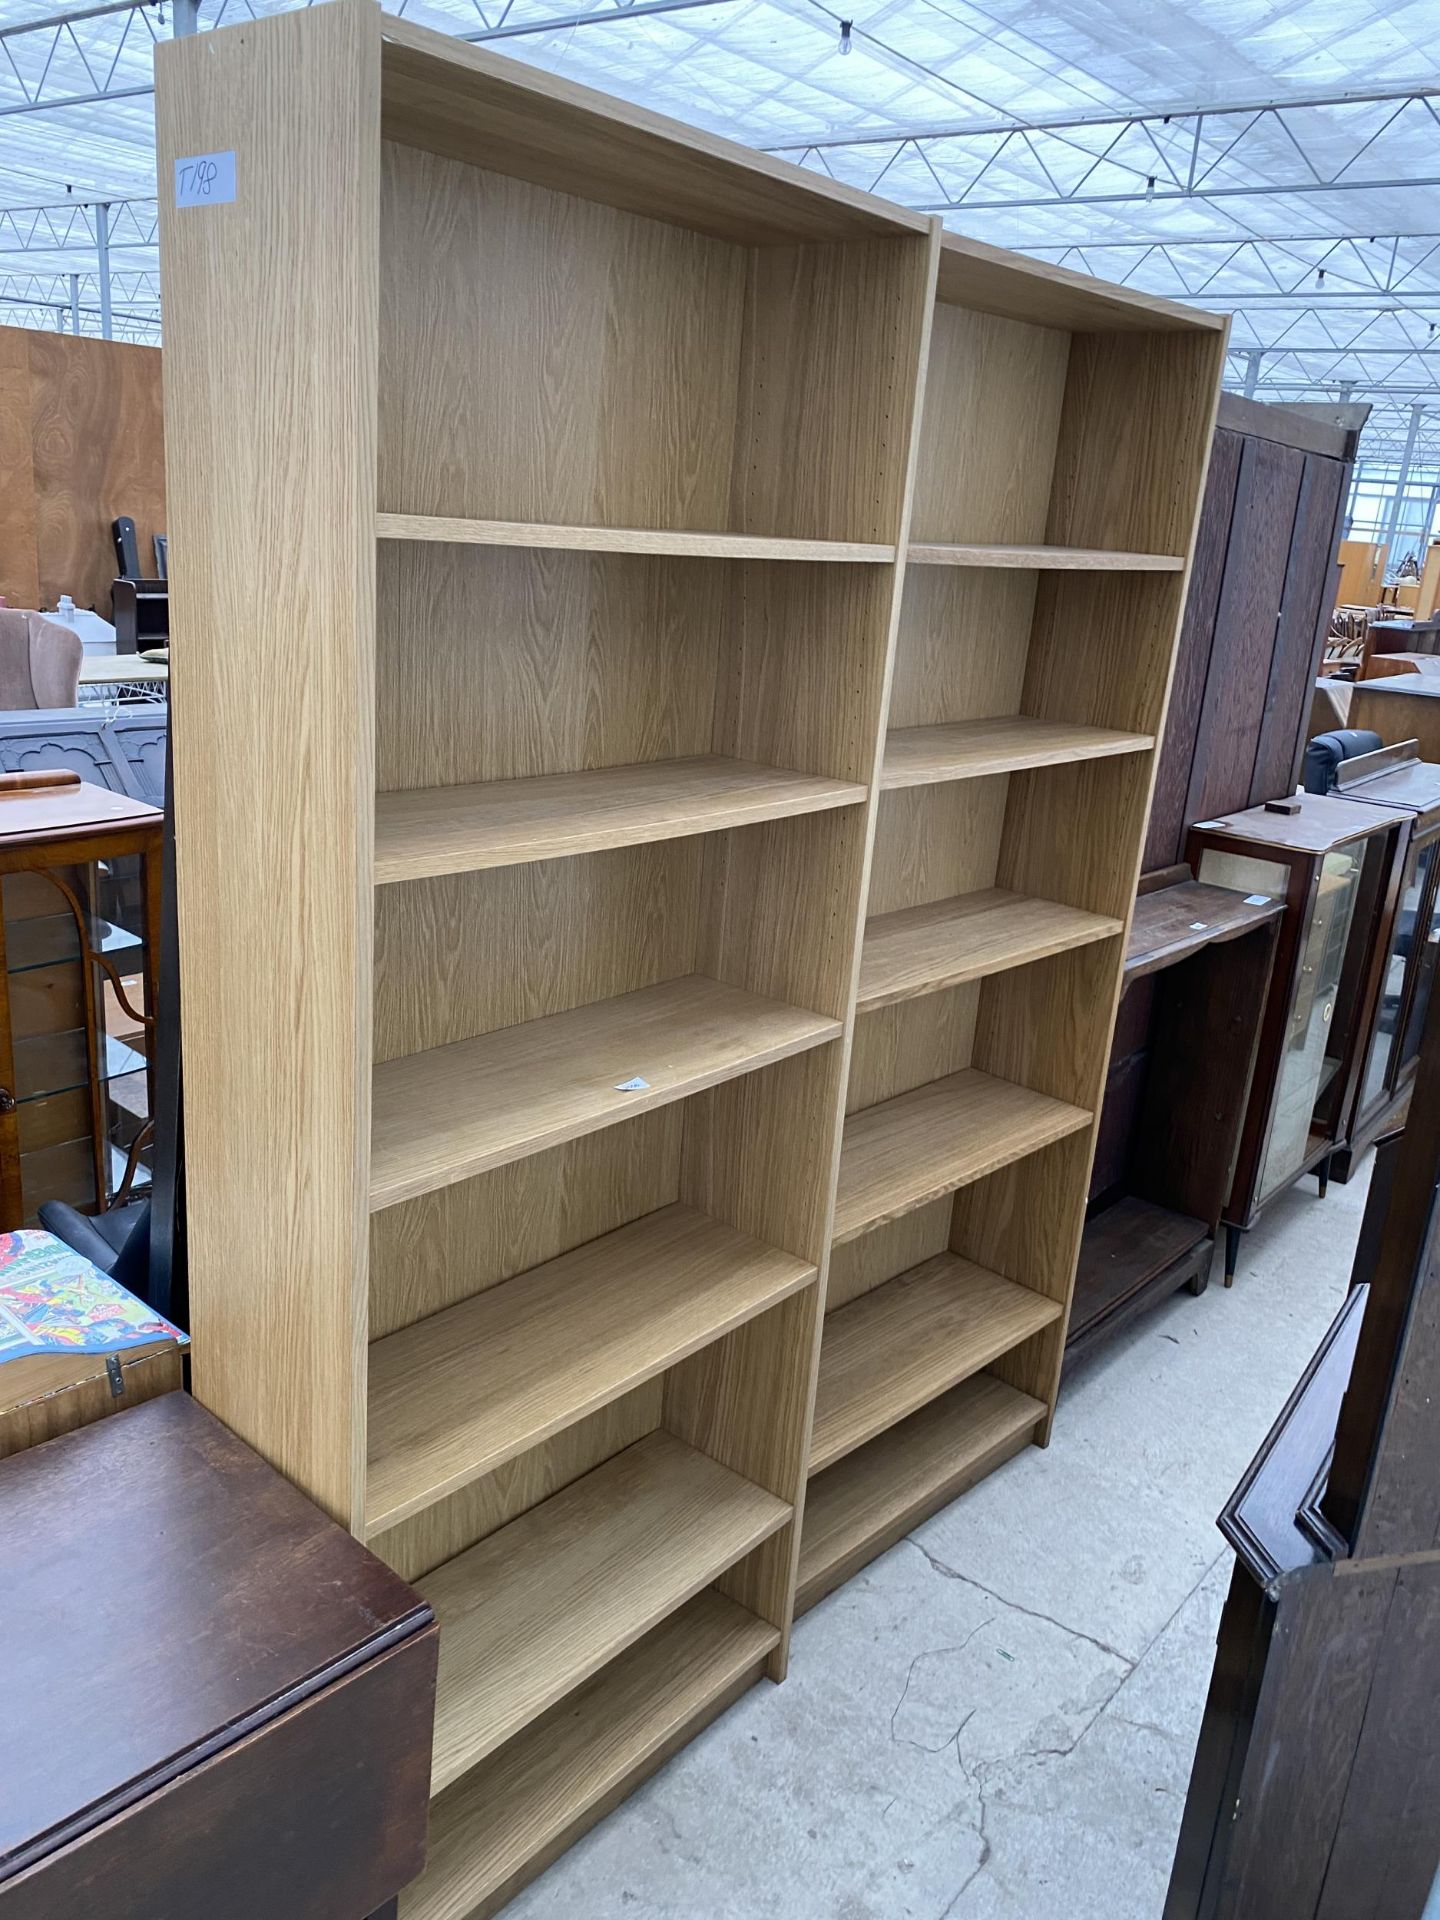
[508,1163,1370,1920]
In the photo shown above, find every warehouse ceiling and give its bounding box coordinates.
[2,0,1438,459]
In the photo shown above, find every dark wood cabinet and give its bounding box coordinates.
[1325,747,1440,1178]
[1167,970,1440,1919]
[1146,395,1360,874]
[1185,794,1405,1280]
[1070,877,1281,1359]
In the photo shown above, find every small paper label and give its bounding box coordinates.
[1244,893,1272,906]
[1189,921,1208,931]
[175,151,237,209]
[614,1076,650,1092]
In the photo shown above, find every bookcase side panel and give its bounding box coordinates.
[155,0,380,1529]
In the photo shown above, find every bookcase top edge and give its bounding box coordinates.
[378,12,932,245]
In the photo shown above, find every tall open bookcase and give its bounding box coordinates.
[797,245,1228,1609]
[156,7,1225,1915]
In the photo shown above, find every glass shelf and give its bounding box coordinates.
[14,1029,149,1105]
[5,910,144,977]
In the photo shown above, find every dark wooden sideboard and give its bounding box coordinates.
[0,1392,437,1919]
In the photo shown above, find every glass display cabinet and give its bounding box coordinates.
[1325,742,1440,1178]
[0,777,162,1229]
[1186,793,1406,1284]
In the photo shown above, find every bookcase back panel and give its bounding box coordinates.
[997,752,1156,923]
[680,1043,845,1263]
[847,982,980,1113]
[373,842,703,1059]
[714,561,897,785]
[373,1383,662,1583]
[972,935,1123,1112]
[731,234,935,544]
[379,141,745,528]
[910,303,1071,545]
[369,1107,683,1337]
[1023,570,1187,739]
[375,543,723,792]
[698,809,867,1023]
[1046,329,1226,557]
[888,569,1037,730]
[826,1197,953,1312]
[869,779,1010,917]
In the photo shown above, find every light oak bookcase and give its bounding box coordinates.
[795,242,1227,1610]
[155,6,1224,1912]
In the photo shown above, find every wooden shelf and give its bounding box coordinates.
[811,1253,1062,1472]
[797,1375,1046,1614]
[1069,1196,1211,1351]
[367,1204,815,1535]
[833,1068,1092,1245]
[410,1591,778,1920]
[882,717,1154,788]
[422,1430,790,1796]
[375,512,896,564]
[907,542,1184,571]
[374,757,866,883]
[858,887,1122,1011]
[370,975,841,1211]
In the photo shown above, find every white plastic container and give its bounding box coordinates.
[48,595,118,656]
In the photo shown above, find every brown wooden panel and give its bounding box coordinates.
[1317,1558,1440,1920]
[1183,437,1305,830]
[1249,452,1349,806]
[0,1627,436,1920]
[26,329,165,615]
[1142,427,1242,871]
[0,326,40,610]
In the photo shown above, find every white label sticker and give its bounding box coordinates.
[614,1076,650,1092]
[1189,921,1208,931]
[1244,894,1272,905]
[175,151,237,208]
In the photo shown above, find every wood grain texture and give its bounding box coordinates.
[376,514,894,561]
[155,0,379,1527]
[811,1252,1061,1470]
[421,1430,790,1792]
[845,979,979,1113]
[366,1203,815,1533]
[796,1373,1046,1613]
[373,758,865,880]
[409,1593,776,1920]
[0,327,39,610]
[883,717,1153,788]
[909,302,1069,547]
[908,544,1183,570]
[379,14,924,247]
[372,1389,659,1585]
[0,325,165,617]
[369,1107,681,1338]
[370,973,842,1209]
[824,1198,952,1313]
[866,780,1010,916]
[1143,427,1243,872]
[1182,436,1305,829]
[886,568,1037,732]
[833,1067,1092,1243]
[934,231,1224,335]
[859,887,1122,1010]
[731,235,936,546]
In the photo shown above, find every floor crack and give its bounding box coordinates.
[907,1539,1135,1668]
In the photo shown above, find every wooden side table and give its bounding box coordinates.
[0,772,163,1228]
[0,1392,438,1919]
